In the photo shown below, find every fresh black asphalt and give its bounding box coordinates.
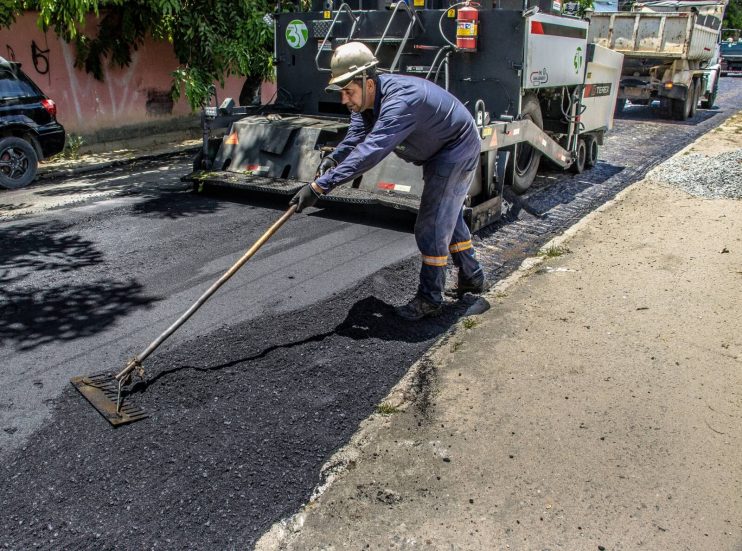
[1,78,740,549]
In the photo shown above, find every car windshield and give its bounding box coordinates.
[0,67,41,100]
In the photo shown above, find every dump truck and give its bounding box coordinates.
[587,0,727,119]
[720,28,742,74]
[187,0,623,231]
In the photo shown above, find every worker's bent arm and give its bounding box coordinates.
[315,99,416,192]
[329,113,367,165]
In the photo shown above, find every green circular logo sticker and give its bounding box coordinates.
[286,20,308,49]
[573,46,584,74]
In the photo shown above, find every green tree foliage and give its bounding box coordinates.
[724,0,742,29]
[2,0,274,110]
[0,0,25,28]
[576,0,595,17]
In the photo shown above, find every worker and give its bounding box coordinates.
[290,42,487,320]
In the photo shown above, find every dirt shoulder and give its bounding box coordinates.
[684,109,742,155]
[256,114,742,550]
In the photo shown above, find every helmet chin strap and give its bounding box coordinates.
[360,70,367,111]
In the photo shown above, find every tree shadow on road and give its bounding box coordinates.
[128,190,230,220]
[0,202,33,216]
[0,221,104,276]
[0,279,157,350]
[0,220,158,351]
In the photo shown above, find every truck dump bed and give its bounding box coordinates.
[588,10,720,61]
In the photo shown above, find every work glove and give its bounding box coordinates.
[315,156,337,178]
[290,183,322,213]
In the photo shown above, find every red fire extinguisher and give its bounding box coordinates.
[456,3,479,52]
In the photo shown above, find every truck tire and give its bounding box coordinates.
[585,135,598,168]
[670,86,694,121]
[689,79,699,119]
[507,94,543,194]
[614,98,627,114]
[570,138,587,174]
[0,136,39,190]
[701,75,718,109]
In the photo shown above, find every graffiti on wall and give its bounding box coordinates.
[31,40,49,75]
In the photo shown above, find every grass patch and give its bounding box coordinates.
[375,403,400,415]
[62,134,85,160]
[49,134,85,161]
[538,244,571,258]
[462,317,478,329]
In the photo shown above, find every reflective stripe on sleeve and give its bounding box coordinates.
[449,240,473,253]
[421,254,448,267]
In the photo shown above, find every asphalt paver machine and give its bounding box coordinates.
[188,0,623,231]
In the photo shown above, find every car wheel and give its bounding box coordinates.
[0,137,39,190]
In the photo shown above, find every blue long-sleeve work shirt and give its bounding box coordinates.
[314,74,481,193]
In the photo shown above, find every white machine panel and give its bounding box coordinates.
[581,45,624,132]
[524,13,589,89]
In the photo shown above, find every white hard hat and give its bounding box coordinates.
[326,42,379,92]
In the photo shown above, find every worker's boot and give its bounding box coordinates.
[395,294,442,321]
[445,271,489,298]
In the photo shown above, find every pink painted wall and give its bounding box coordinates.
[0,12,275,134]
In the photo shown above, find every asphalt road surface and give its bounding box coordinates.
[1,78,740,549]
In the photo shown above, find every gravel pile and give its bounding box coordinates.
[647,149,742,199]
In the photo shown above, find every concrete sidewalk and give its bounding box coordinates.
[36,125,201,181]
[257,116,742,550]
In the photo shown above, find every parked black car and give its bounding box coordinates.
[0,57,65,189]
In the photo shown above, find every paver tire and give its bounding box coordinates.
[585,135,598,168]
[507,93,543,194]
[570,138,586,174]
[0,136,39,190]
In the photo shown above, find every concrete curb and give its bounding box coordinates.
[36,145,200,183]
[255,177,645,550]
